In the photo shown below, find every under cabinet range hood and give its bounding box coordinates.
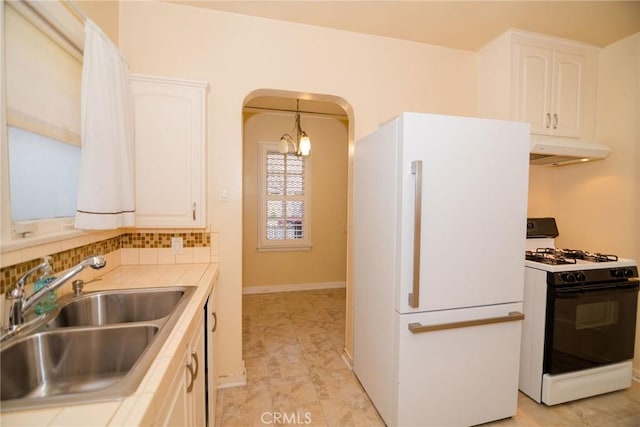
[529,135,611,166]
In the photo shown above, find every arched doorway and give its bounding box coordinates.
[241,90,355,362]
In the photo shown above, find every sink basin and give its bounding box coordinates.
[1,325,158,401]
[0,286,195,411]
[48,288,188,327]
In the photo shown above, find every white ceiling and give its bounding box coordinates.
[168,1,640,51]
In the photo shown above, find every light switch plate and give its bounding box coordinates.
[219,185,230,202]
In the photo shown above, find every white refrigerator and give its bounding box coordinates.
[353,113,529,426]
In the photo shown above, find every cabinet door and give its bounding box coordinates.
[515,44,553,134]
[156,350,190,427]
[188,316,207,427]
[551,51,586,137]
[131,75,207,227]
[206,285,218,426]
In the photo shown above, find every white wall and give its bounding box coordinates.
[118,1,476,381]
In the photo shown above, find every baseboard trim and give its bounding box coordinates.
[243,281,346,294]
[341,347,354,370]
[216,366,247,389]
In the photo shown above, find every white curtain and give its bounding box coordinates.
[75,19,135,229]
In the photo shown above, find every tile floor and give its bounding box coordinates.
[215,288,383,426]
[486,380,640,426]
[215,288,640,426]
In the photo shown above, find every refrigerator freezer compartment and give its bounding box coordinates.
[394,303,524,426]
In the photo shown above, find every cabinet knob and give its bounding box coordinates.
[553,114,558,129]
[212,311,218,333]
[546,113,551,128]
[192,202,196,221]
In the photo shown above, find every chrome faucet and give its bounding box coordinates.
[4,256,53,330]
[2,255,106,338]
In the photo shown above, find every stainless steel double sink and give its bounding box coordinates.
[0,286,195,412]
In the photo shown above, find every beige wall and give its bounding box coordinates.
[118,1,476,380]
[76,0,119,45]
[552,34,639,262]
[526,167,556,218]
[242,111,348,289]
[581,33,639,375]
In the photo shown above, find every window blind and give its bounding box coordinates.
[5,3,82,146]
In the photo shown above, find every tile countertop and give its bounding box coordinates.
[0,263,219,427]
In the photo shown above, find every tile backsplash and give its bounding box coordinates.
[121,232,210,248]
[0,231,217,293]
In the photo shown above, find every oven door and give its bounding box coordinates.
[544,281,639,375]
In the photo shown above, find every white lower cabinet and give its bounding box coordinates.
[156,354,189,427]
[156,315,206,426]
[188,315,206,427]
[205,284,218,426]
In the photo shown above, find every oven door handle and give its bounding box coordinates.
[619,279,640,289]
[555,284,614,296]
[556,281,639,297]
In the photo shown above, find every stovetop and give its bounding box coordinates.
[525,247,637,272]
[524,219,638,279]
[526,248,619,264]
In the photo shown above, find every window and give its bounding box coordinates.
[8,127,81,221]
[257,142,311,251]
[2,2,83,240]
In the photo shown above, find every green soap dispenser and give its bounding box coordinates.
[34,276,58,314]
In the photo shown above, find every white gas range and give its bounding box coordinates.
[520,218,639,406]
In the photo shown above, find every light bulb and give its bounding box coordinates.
[279,136,289,154]
[299,132,311,156]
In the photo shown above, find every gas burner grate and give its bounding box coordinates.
[525,248,620,264]
[557,249,619,263]
[525,249,577,265]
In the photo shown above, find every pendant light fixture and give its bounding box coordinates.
[279,99,311,156]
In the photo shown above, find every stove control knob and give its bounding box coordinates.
[574,272,586,282]
[561,273,575,283]
[624,269,634,277]
[611,269,625,278]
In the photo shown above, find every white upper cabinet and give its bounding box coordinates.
[131,74,208,228]
[515,43,591,137]
[477,30,599,140]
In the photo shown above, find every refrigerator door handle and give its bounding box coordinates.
[408,311,524,334]
[409,160,423,308]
